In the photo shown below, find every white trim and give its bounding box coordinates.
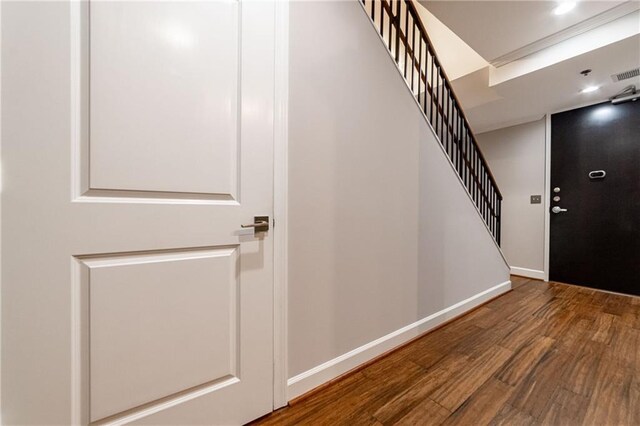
[544,114,551,282]
[287,280,512,400]
[511,266,545,281]
[69,3,83,423]
[0,0,3,421]
[102,378,240,426]
[490,1,640,67]
[357,1,509,268]
[272,0,289,411]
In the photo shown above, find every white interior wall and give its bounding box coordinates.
[287,1,510,399]
[476,119,547,279]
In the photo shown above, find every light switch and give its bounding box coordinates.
[530,195,542,204]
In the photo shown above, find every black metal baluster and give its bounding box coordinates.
[454,107,464,177]
[463,122,467,183]
[497,198,502,244]
[489,170,492,229]
[451,100,456,168]
[448,90,452,159]
[434,69,439,137]
[444,88,449,155]
[477,160,481,215]
[496,192,499,240]
[480,162,485,220]
[446,88,451,157]
[484,167,489,224]
[380,1,384,37]
[466,128,472,190]
[422,44,428,114]
[494,190,498,239]
[438,70,444,144]
[464,123,468,187]
[443,82,448,150]
[487,185,493,235]
[439,74,443,143]
[430,51,435,124]
[403,2,408,78]
[482,165,486,222]
[453,95,457,170]
[387,1,392,49]
[454,107,459,175]
[491,186,498,238]
[490,186,494,236]
[453,100,457,164]
[472,148,477,206]
[472,148,476,205]
[411,19,416,93]
[462,125,467,189]
[493,188,497,238]
[448,94,453,163]
[417,36,422,105]
[467,131,472,195]
[395,0,401,62]
[462,120,467,188]
[479,155,483,215]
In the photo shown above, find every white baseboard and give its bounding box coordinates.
[287,280,512,400]
[510,266,545,280]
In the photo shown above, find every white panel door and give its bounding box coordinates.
[1,1,275,424]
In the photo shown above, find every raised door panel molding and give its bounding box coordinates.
[76,247,239,422]
[88,2,239,197]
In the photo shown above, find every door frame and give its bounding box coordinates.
[544,113,551,282]
[273,0,290,411]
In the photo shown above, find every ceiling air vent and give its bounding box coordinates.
[611,67,640,82]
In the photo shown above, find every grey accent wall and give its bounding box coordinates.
[477,119,547,274]
[288,0,510,387]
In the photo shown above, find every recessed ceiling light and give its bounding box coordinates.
[581,86,599,94]
[553,1,577,15]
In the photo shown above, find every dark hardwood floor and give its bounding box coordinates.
[255,276,640,425]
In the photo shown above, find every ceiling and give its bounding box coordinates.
[455,34,640,133]
[413,6,489,80]
[420,0,627,62]
[413,0,640,133]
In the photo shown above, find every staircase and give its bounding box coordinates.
[359,0,502,244]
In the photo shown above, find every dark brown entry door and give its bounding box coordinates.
[550,101,640,295]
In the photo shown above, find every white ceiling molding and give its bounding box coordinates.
[456,33,640,133]
[489,9,640,86]
[490,1,640,68]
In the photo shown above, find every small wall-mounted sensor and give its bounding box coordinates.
[530,195,542,204]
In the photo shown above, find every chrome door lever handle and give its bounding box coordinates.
[241,216,270,232]
[552,206,568,214]
[241,221,268,228]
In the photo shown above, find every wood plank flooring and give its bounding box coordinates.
[254,277,640,425]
